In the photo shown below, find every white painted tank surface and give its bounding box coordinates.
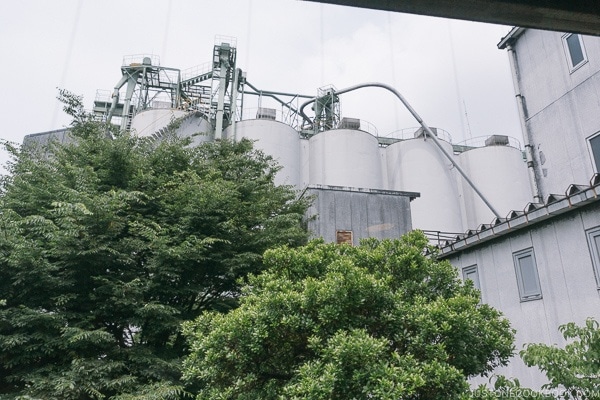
[386,138,464,233]
[129,109,188,137]
[309,129,383,189]
[175,112,213,146]
[457,145,532,227]
[224,119,301,188]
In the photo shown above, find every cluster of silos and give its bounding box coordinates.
[130,106,532,233]
[225,117,385,191]
[388,134,532,231]
[236,116,532,232]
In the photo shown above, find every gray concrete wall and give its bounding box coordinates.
[305,185,416,245]
[23,128,73,148]
[446,203,600,388]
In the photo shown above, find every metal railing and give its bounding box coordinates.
[237,107,379,137]
[122,54,160,67]
[214,35,237,47]
[331,118,378,137]
[181,62,212,81]
[384,127,453,143]
[238,107,299,127]
[94,89,112,103]
[456,135,522,150]
[422,230,464,247]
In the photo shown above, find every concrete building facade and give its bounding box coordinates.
[435,29,600,388]
[499,28,600,201]
[441,179,600,387]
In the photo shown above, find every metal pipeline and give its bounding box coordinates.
[230,68,240,141]
[299,82,502,219]
[506,44,541,202]
[244,82,314,126]
[106,74,129,125]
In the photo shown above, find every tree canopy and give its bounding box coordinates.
[469,319,600,400]
[0,91,309,399]
[182,232,515,399]
[520,318,600,399]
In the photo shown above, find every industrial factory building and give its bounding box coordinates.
[30,37,528,241]
[24,31,600,388]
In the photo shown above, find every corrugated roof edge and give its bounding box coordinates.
[438,173,600,257]
[301,184,420,201]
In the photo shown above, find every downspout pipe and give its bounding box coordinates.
[506,43,542,202]
[299,82,502,219]
[230,68,240,141]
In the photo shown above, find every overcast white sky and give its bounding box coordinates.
[0,0,520,169]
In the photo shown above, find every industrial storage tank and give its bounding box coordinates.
[224,111,301,188]
[386,132,464,233]
[130,109,213,144]
[130,109,187,137]
[309,127,383,189]
[174,112,213,146]
[457,135,533,226]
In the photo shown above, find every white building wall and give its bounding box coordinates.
[509,30,600,197]
[446,205,600,389]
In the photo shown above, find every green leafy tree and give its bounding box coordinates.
[182,232,515,399]
[0,90,309,399]
[465,319,600,400]
[519,318,600,399]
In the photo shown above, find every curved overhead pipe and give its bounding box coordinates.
[300,82,502,219]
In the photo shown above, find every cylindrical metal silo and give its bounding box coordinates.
[129,109,188,137]
[130,109,213,144]
[386,137,464,233]
[309,129,383,189]
[457,144,532,227]
[175,112,213,146]
[224,119,301,188]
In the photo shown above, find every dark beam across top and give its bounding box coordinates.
[305,0,600,36]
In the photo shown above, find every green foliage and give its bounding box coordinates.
[182,232,515,399]
[465,319,600,400]
[520,318,600,399]
[0,90,309,399]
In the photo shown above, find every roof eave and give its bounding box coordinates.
[498,27,527,49]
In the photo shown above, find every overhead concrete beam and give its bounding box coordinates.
[305,0,600,36]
